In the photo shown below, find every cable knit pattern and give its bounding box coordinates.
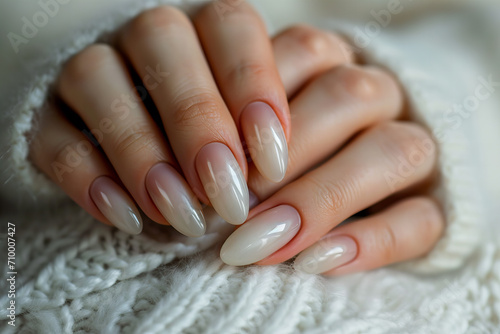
[1,205,499,333]
[0,1,497,333]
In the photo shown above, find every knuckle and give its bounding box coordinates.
[374,197,444,261]
[112,126,161,157]
[304,174,361,218]
[198,1,259,23]
[374,121,436,170]
[410,197,444,245]
[377,221,399,262]
[316,65,403,120]
[365,66,404,117]
[285,25,354,62]
[128,6,190,38]
[50,138,94,171]
[51,140,77,166]
[226,61,270,85]
[172,92,225,130]
[334,65,382,101]
[60,44,117,87]
[287,25,332,58]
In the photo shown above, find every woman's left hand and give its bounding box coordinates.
[220,25,444,275]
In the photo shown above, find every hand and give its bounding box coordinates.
[29,3,291,236]
[220,25,445,275]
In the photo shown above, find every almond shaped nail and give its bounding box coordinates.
[220,205,301,266]
[241,102,288,183]
[146,163,206,237]
[196,142,249,225]
[90,176,143,235]
[294,235,357,274]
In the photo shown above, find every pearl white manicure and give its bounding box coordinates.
[146,163,206,237]
[294,235,357,274]
[241,102,288,183]
[196,142,249,225]
[220,205,301,266]
[90,176,143,235]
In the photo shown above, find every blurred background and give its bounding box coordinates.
[0,0,451,99]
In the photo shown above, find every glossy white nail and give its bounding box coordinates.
[146,163,206,237]
[90,176,143,235]
[220,205,301,266]
[294,235,357,274]
[241,102,288,183]
[196,142,249,225]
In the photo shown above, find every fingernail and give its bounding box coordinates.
[146,163,206,237]
[90,176,143,235]
[241,102,288,183]
[294,235,357,274]
[220,205,301,266]
[196,142,249,225]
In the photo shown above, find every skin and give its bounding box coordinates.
[29,3,444,275]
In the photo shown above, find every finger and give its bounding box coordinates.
[120,6,249,225]
[194,3,289,183]
[249,65,404,200]
[272,25,355,97]
[57,44,206,237]
[220,121,437,266]
[294,197,444,275]
[29,103,143,235]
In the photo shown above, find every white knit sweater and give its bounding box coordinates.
[0,1,499,333]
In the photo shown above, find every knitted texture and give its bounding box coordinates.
[0,205,499,333]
